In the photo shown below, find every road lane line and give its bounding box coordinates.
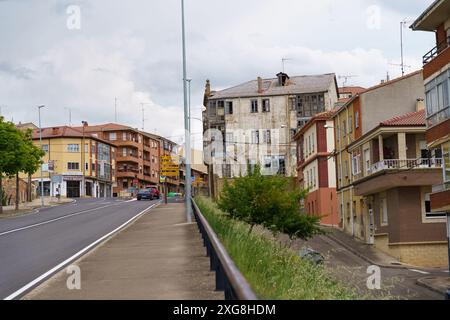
[4,201,161,300]
[408,269,430,275]
[0,200,137,237]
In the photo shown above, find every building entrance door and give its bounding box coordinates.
[67,181,81,198]
[368,204,375,245]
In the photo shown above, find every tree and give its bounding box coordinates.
[0,119,42,212]
[14,129,44,210]
[218,163,324,241]
[0,117,28,214]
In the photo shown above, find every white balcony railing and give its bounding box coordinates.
[369,158,443,175]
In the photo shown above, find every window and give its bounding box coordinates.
[380,198,388,226]
[67,144,79,153]
[225,101,233,115]
[336,125,340,142]
[68,162,80,170]
[209,101,217,116]
[290,129,297,139]
[262,99,270,112]
[352,153,361,175]
[364,149,371,173]
[263,130,271,144]
[348,115,353,133]
[92,163,96,171]
[424,192,446,219]
[297,119,308,128]
[311,132,315,153]
[85,163,89,171]
[109,132,117,141]
[312,168,316,187]
[425,69,450,126]
[251,100,258,113]
[225,133,233,145]
[85,143,89,153]
[355,111,359,128]
[122,148,127,157]
[42,144,49,153]
[251,130,259,144]
[342,120,347,136]
[443,141,450,184]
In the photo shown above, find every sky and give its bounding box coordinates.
[0,0,437,148]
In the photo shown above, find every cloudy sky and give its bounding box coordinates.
[0,0,436,148]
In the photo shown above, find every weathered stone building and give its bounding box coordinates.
[203,72,339,183]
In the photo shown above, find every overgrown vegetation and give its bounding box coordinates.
[196,196,358,299]
[218,164,323,245]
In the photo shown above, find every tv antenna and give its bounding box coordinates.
[338,75,358,88]
[281,57,292,73]
[400,18,414,76]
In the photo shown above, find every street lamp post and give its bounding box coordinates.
[82,121,88,198]
[181,0,192,223]
[38,105,45,207]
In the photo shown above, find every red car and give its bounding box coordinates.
[137,187,160,200]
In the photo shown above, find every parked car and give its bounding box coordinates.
[137,187,160,201]
[299,247,324,265]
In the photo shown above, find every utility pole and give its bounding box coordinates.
[282,57,292,73]
[400,21,405,76]
[65,107,72,126]
[81,121,87,198]
[181,0,192,223]
[38,105,45,207]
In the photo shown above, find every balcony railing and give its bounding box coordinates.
[427,106,450,127]
[423,36,450,65]
[369,158,442,174]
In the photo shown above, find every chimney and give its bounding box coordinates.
[257,77,263,93]
[205,79,211,97]
[276,72,289,86]
[416,98,425,111]
[52,127,59,135]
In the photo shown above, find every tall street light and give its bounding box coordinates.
[181,0,192,223]
[38,105,45,207]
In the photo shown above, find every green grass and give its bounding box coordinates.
[195,196,359,300]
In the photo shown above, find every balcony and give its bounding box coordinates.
[370,158,442,174]
[423,36,450,79]
[423,36,450,64]
[116,154,140,164]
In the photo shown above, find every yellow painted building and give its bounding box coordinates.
[27,126,116,198]
[333,97,364,240]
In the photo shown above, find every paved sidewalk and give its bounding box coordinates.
[324,227,409,268]
[1,197,74,218]
[24,203,223,300]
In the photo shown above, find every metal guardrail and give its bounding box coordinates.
[423,36,450,64]
[191,198,258,300]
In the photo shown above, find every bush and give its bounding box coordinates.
[196,197,358,300]
[218,164,323,242]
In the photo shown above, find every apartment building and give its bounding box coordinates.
[411,0,450,218]
[348,109,447,267]
[294,109,339,227]
[203,72,339,181]
[30,126,116,198]
[333,70,426,239]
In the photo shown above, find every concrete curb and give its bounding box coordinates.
[416,277,447,297]
[324,233,410,270]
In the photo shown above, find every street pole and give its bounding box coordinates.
[38,105,45,207]
[181,0,192,223]
[82,121,87,198]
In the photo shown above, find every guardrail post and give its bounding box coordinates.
[215,264,225,291]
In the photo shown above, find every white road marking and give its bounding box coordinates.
[4,201,161,300]
[408,269,430,275]
[0,200,137,237]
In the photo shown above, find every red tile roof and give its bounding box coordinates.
[339,86,366,96]
[31,126,113,144]
[381,109,426,126]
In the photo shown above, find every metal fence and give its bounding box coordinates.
[191,198,258,300]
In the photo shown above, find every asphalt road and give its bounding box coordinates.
[0,198,160,300]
